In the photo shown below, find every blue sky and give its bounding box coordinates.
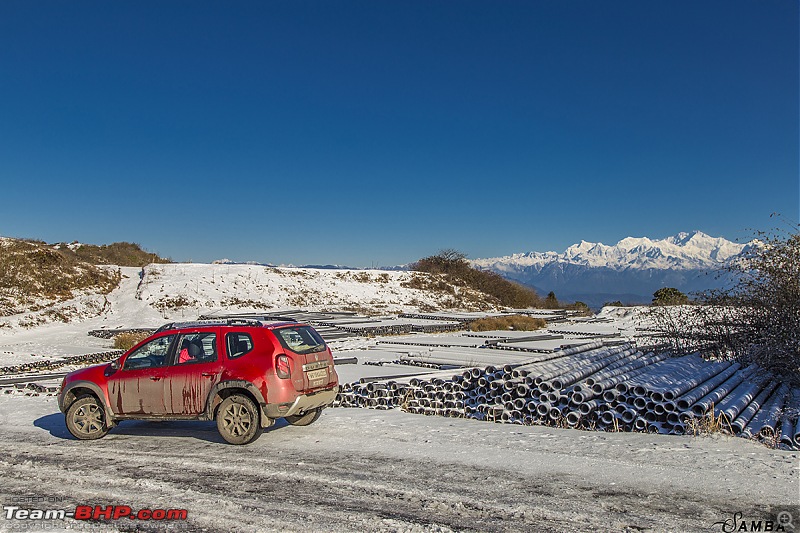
[1,1,797,266]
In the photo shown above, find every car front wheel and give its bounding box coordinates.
[216,394,262,445]
[65,396,110,440]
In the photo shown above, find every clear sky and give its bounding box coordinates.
[1,1,797,266]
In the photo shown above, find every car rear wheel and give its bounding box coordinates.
[216,395,262,445]
[65,396,110,440]
[286,407,322,427]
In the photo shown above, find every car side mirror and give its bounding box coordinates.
[106,358,121,376]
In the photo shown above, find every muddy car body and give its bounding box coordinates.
[58,319,339,444]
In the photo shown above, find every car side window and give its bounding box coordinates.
[226,333,253,359]
[123,335,175,370]
[175,332,218,365]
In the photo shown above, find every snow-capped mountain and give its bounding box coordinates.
[473,231,747,307]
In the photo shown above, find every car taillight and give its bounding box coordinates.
[276,355,291,379]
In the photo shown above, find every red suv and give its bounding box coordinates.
[58,319,339,444]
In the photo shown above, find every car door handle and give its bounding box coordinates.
[201,373,215,378]
[149,376,162,381]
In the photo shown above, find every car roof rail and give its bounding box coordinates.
[249,315,298,323]
[225,318,264,326]
[197,313,299,323]
[155,317,296,333]
[154,322,176,333]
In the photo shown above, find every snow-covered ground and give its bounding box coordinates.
[0,329,797,532]
[0,265,797,531]
[0,392,796,532]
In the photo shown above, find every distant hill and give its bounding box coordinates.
[473,231,747,308]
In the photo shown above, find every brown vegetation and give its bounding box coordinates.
[469,315,547,332]
[154,295,196,311]
[56,241,171,267]
[563,301,592,316]
[113,331,151,350]
[0,238,120,316]
[221,297,264,308]
[352,272,373,283]
[684,408,733,437]
[409,250,542,309]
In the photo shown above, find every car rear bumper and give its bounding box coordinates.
[265,386,339,419]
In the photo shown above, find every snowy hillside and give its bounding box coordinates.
[136,263,496,318]
[472,231,747,307]
[0,262,500,331]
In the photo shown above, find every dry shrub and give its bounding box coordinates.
[401,274,431,291]
[469,315,547,332]
[221,297,263,308]
[154,295,196,311]
[113,331,151,351]
[352,272,373,283]
[684,408,733,437]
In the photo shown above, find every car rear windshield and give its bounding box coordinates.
[274,326,327,355]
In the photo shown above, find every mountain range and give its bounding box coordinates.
[472,231,747,308]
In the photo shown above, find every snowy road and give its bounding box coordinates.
[0,394,797,532]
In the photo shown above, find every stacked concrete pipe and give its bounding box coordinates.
[334,342,799,448]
